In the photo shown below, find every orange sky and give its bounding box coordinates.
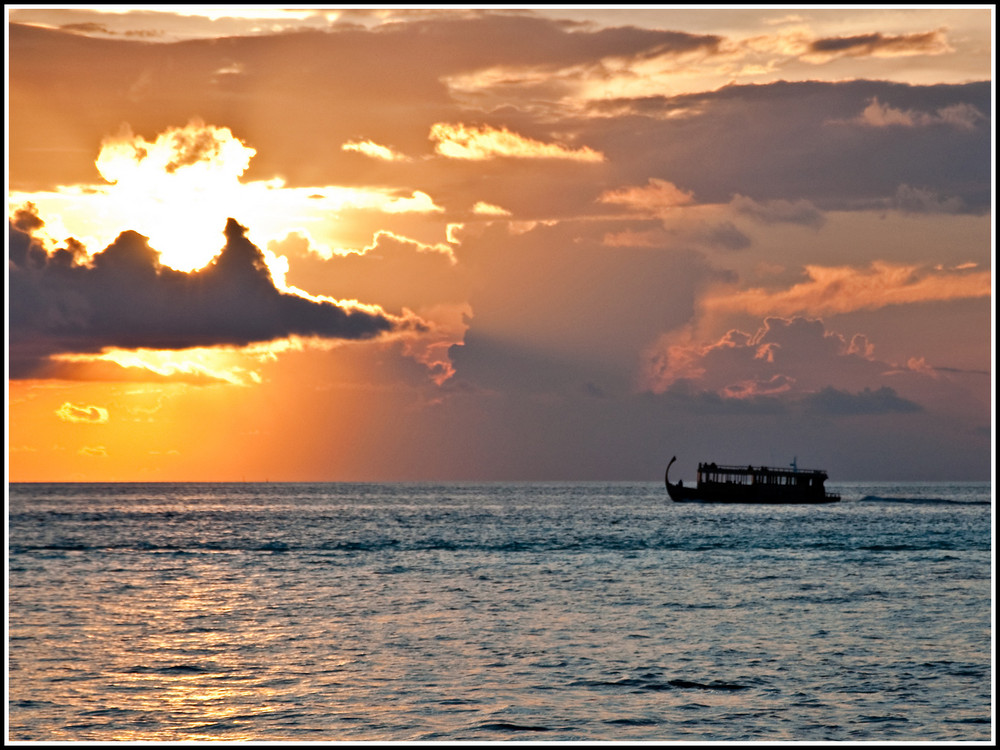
[6,6,994,481]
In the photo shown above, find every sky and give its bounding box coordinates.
[6,5,995,482]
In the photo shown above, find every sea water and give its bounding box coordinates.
[7,481,993,742]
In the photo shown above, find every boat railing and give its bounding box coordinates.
[698,462,827,477]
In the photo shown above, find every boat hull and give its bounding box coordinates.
[666,482,839,504]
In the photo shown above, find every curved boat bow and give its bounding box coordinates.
[664,455,697,502]
[665,456,677,491]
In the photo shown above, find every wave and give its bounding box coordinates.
[126,664,216,675]
[11,532,990,555]
[571,674,749,692]
[604,718,659,727]
[475,722,555,732]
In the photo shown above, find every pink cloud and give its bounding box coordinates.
[703,261,991,317]
[643,316,888,397]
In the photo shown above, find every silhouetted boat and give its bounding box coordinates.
[665,456,840,504]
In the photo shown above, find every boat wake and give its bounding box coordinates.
[858,495,989,506]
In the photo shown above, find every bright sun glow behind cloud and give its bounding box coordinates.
[10,120,445,276]
[88,121,257,271]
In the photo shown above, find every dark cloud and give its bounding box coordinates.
[587,80,991,214]
[10,203,44,233]
[809,30,948,58]
[693,221,753,251]
[889,184,968,215]
[8,214,406,378]
[385,14,722,68]
[163,128,228,172]
[657,383,791,416]
[803,385,922,416]
[656,379,924,421]
[730,195,826,229]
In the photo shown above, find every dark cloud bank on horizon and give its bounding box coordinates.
[8,209,406,378]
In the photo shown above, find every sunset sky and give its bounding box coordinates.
[6,5,994,482]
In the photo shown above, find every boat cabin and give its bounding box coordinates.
[698,462,829,491]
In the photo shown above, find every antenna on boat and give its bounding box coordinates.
[790,456,797,472]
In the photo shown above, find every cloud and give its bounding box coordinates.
[854,97,985,131]
[342,138,410,161]
[730,194,825,229]
[78,446,109,457]
[600,218,751,253]
[692,221,753,252]
[598,178,694,213]
[430,122,605,161]
[96,119,255,186]
[45,349,264,386]
[441,22,725,109]
[804,29,952,63]
[641,316,935,417]
[585,80,990,214]
[890,184,967,215]
[9,214,417,378]
[472,201,512,216]
[645,316,864,394]
[596,180,753,251]
[55,402,110,424]
[704,261,991,318]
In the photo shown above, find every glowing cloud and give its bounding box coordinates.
[599,178,694,213]
[342,139,410,161]
[430,123,604,162]
[472,201,512,217]
[704,262,992,317]
[96,121,255,181]
[56,402,110,424]
[52,349,263,386]
[855,97,985,131]
[312,229,457,264]
[399,303,473,386]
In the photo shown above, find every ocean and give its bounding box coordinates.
[6,481,993,742]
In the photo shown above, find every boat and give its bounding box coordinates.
[665,456,840,504]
